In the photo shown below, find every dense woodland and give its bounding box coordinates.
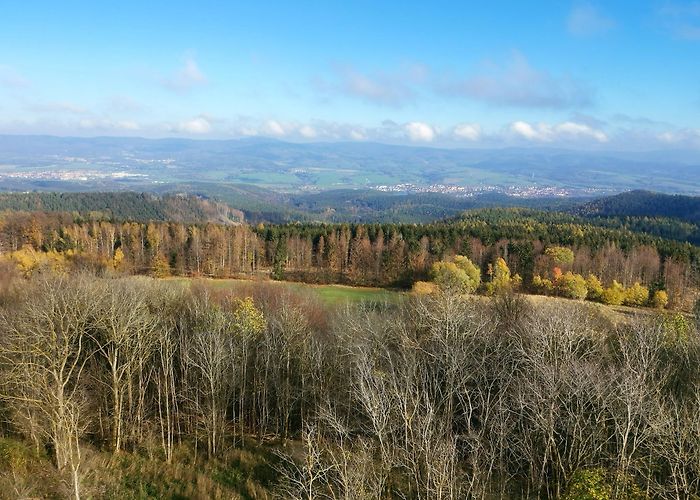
[577,190,700,225]
[1,273,700,498]
[1,207,698,309]
[0,192,242,224]
[2,200,700,498]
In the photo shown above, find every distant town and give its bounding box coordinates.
[372,182,612,198]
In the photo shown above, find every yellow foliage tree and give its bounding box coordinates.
[231,297,266,338]
[556,272,588,300]
[585,274,604,302]
[532,274,554,295]
[624,282,649,307]
[486,257,515,295]
[601,280,626,306]
[6,246,68,277]
[151,254,171,278]
[112,247,125,270]
[651,290,668,309]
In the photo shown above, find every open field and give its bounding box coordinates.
[167,278,684,325]
[167,277,404,305]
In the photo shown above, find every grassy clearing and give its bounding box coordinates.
[0,436,278,500]
[168,277,403,305]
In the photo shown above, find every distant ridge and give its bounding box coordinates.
[0,191,242,224]
[576,190,700,225]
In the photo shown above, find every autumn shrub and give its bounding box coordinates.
[412,280,438,295]
[585,274,604,302]
[556,271,588,300]
[623,282,649,307]
[650,289,668,309]
[563,468,612,500]
[532,274,554,295]
[601,280,626,306]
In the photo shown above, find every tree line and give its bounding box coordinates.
[0,208,698,308]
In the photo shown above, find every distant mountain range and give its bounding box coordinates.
[1,134,699,194]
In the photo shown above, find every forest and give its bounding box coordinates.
[1,272,700,498]
[2,202,700,498]
[0,207,698,309]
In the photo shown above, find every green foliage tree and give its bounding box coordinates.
[271,238,287,281]
[430,255,481,294]
[545,246,575,266]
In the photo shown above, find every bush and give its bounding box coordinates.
[430,255,480,294]
[585,274,604,302]
[623,282,649,307]
[564,468,644,500]
[650,290,668,309]
[412,280,438,295]
[532,274,554,295]
[556,272,588,300]
[563,468,612,500]
[601,280,626,306]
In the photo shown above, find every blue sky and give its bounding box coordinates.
[0,1,699,149]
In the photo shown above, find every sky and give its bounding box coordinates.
[0,1,699,150]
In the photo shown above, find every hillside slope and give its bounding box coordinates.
[576,190,700,224]
[0,191,242,223]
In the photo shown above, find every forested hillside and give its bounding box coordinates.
[0,192,242,224]
[577,190,700,224]
[1,207,698,309]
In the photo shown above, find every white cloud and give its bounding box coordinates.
[263,120,287,136]
[509,120,608,142]
[78,118,140,131]
[556,121,608,141]
[162,53,208,92]
[116,120,140,131]
[567,5,615,36]
[440,51,593,109]
[404,121,435,142]
[298,125,317,138]
[318,63,426,106]
[510,121,541,140]
[349,129,367,140]
[453,123,482,141]
[176,116,211,134]
[658,128,700,144]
